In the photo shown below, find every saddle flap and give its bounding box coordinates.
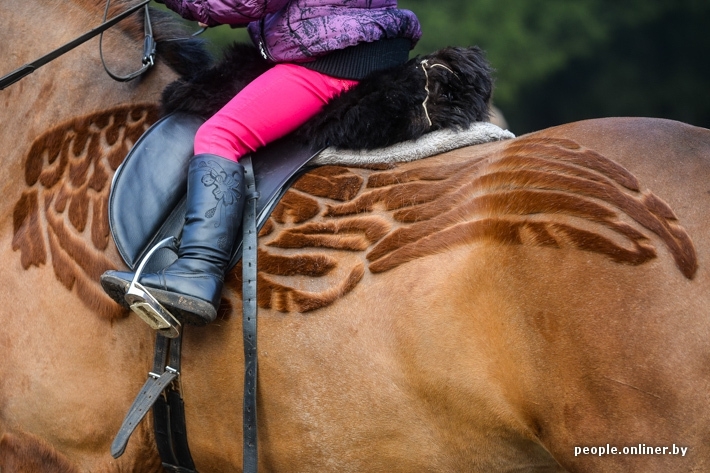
[109,112,321,271]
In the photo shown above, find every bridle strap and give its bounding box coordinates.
[0,0,151,90]
[100,0,156,82]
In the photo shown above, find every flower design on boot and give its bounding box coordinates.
[199,160,243,249]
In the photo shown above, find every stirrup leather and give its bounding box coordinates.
[124,236,182,338]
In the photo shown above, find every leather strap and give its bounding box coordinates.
[111,358,177,456]
[0,0,151,90]
[162,390,196,470]
[99,0,155,82]
[241,157,260,473]
[154,334,197,472]
[112,333,197,473]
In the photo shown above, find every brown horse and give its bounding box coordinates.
[2,1,710,472]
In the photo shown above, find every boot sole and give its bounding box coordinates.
[100,274,217,326]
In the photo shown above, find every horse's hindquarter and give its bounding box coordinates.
[475,118,710,471]
[184,248,565,472]
[524,119,710,471]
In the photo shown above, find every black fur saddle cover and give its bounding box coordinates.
[161,43,494,150]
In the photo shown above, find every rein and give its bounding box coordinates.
[0,0,153,90]
[100,0,156,82]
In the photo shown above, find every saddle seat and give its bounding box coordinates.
[109,112,321,273]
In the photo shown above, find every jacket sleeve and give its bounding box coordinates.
[162,0,291,27]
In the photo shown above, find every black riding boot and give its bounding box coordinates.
[101,154,245,325]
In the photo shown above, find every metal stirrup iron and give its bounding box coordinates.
[124,236,182,339]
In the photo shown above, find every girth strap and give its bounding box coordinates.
[152,333,197,472]
[241,156,260,473]
[111,334,179,459]
[154,390,196,472]
[112,331,198,471]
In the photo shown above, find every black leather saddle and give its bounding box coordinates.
[108,112,322,272]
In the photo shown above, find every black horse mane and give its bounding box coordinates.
[150,9,214,77]
[97,0,214,78]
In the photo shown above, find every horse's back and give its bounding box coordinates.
[538,117,710,240]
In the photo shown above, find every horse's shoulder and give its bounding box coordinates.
[12,104,159,320]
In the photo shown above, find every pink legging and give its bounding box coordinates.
[194,63,358,161]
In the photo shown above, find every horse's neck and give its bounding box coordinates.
[0,0,176,217]
[1,0,173,110]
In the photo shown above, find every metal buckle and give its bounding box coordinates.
[125,237,181,338]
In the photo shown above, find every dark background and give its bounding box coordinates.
[181,0,710,135]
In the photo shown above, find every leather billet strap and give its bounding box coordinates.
[110,369,176,458]
[112,334,175,458]
[111,334,197,473]
[241,156,260,473]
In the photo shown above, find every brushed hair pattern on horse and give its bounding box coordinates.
[243,135,696,313]
[355,137,697,277]
[12,104,159,320]
[12,120,697,319]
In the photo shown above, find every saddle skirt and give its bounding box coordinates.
[108,112,513,271]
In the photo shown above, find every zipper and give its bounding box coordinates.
[257,19,275,61]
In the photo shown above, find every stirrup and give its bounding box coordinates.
[124,237,182,338]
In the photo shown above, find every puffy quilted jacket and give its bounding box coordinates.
[161,0,421,64]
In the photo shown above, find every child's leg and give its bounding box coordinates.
[194,63,358,161]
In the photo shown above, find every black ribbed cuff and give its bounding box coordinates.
[302,38,412,80]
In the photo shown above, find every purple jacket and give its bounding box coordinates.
[161,0,421,64]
